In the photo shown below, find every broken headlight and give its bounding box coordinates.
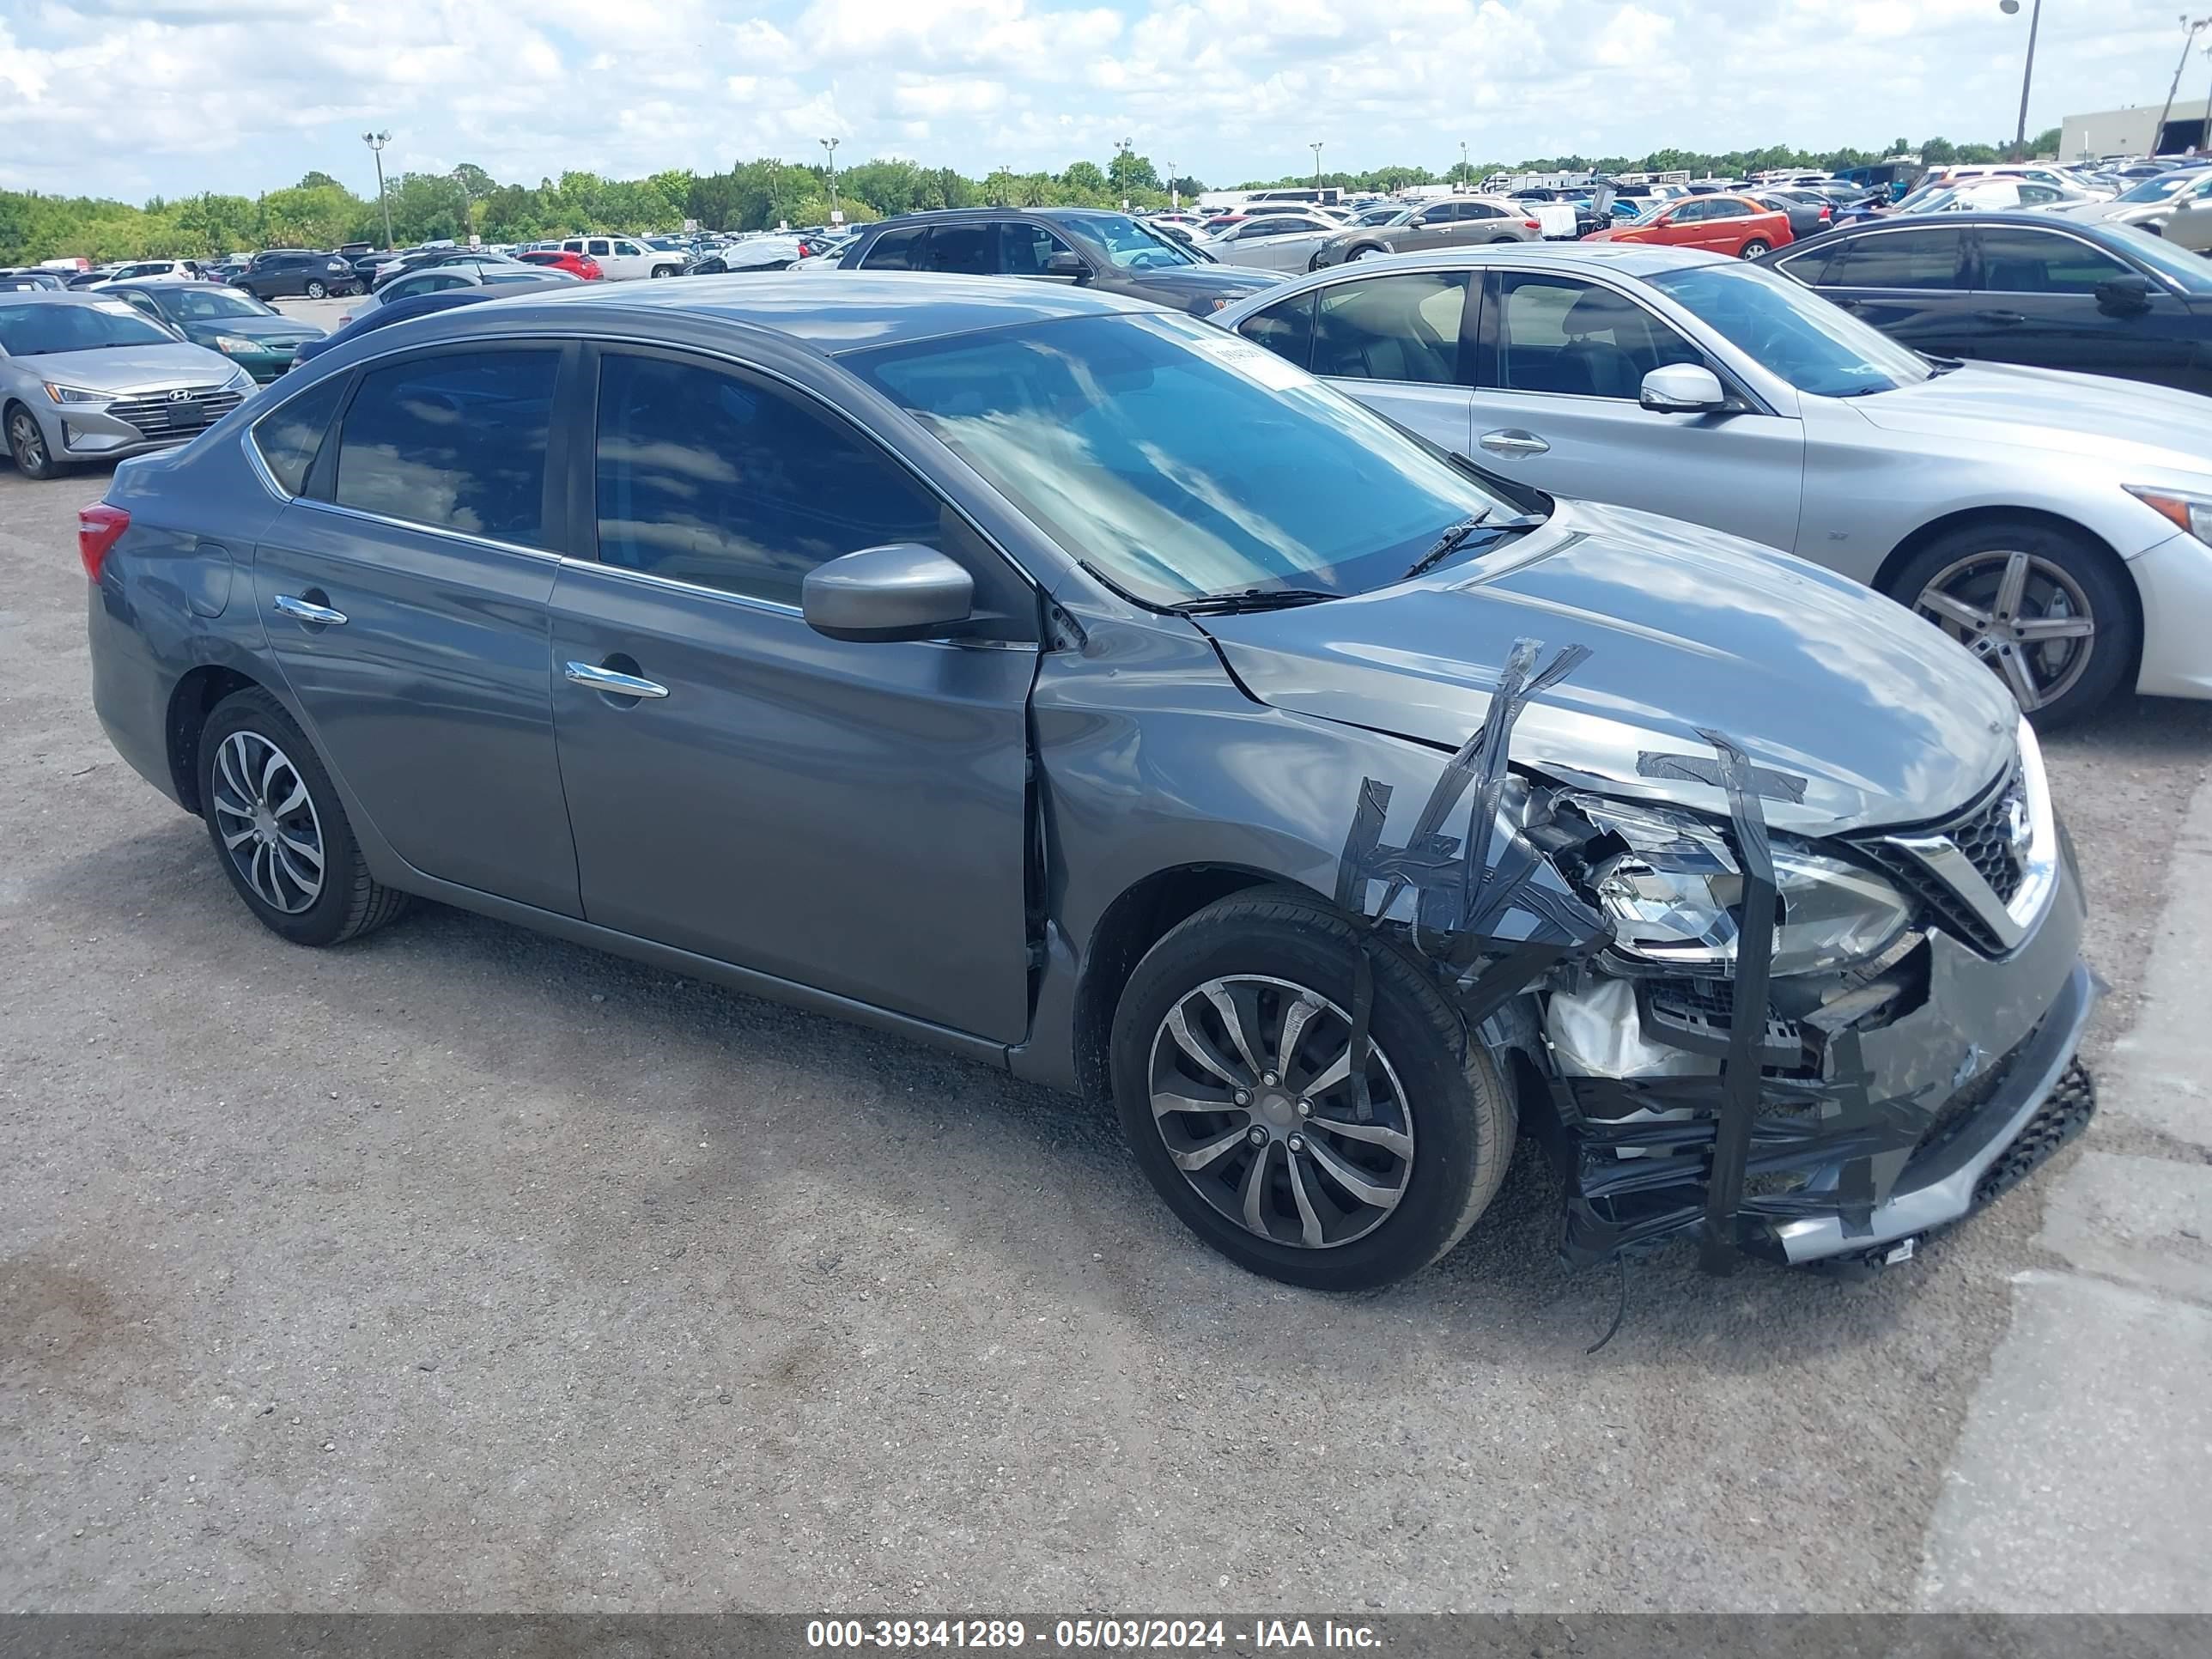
[1576,798,1912,977]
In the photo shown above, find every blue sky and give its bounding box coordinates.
[1,0,2203,201]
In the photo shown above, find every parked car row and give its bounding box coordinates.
[66,268,2135,1291]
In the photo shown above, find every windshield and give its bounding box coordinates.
[0,299,177,356]
[1646,262,1933,398]
[2105,222,2212,294]
[2118,170,2206,204]
[1062,214,1197,270]
[157,287,276,322]
[848,313,1522,606]
[1352,205,1405,226]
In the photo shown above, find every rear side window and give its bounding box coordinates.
[1239,293,1316,369]
[1312,271,1470,386]
[592,351,948,606]
[922,223,994,275]
[860,226,928,270]
[332,349,560,547]
[1975,228,2132,295]
[1828,228,1967,290]
[252,374,348,496]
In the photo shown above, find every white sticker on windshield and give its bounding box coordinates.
[1190,331,1307,392]
[96,301,139,317]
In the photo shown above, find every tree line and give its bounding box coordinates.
[0,131,2062,265]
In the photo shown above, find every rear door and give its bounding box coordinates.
[1787,224,1979,356]
[1467,267,1805,552]
[1967,223,2200,389]
[250,343,581,915]
[546,344,1036,1041]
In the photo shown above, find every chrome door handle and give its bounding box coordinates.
[271,593,347,625]
[564,661,669,699]
[1479,428,1550,457]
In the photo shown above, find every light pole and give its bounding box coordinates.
[1459,140,1468,185]
[820,137,840,223]
[1998,0,2044,159]
[2154,16,2212,155]
[362,130,392,248]
[1310,141,1323,191]
[1167,161,1178,211]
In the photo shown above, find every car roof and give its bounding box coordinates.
[103,278,236,291]
[861,205,1134,230]
[420,270,1162,355]
[1310,242,1735,277]
[0,289,126,307]
[1808,210,2127,234]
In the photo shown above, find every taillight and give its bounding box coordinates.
[1523,218,1542,229]
[78,502,129,581]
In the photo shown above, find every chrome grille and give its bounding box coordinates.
[105,385,246,441]
[1856,762,2032,957]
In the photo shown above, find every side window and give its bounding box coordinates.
[1830,228,1968,290]
[1237,293,1316,370]
[252,374,348,496]
[1311,271,1470,386]
[1465,203,1503,220]
[1976,228,2132,295]
[860,225,928,270]
[1490,273,1700,400]
[1771,244,1837,286]
[332,349,559,547]
[593,352,947,607]
[1000,222,1076,276]
[1705,201,1748,221]
[586,239,611,257]
[922,222,994,275]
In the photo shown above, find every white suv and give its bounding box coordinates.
[558,236,684,281]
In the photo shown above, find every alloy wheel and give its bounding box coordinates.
[305,280,326,299]
[1146,975,1414,1249]
[8,409,48,475]
[1915,549,2096,713]
[210,730,325,914]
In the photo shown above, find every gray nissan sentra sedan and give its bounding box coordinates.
[81,275,2095,1290]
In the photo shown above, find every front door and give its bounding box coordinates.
[1468,268,1806,553]
[549,345,1036,1042]
[1968,223,2203,391]
[251,343,581,915]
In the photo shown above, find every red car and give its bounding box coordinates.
[515,248,603,280]
[1583,194,1794,259]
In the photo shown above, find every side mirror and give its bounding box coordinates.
[1045,250,1089,281]
[1409,215,1431,228]
[803,544,975,643]
[1639,363,1729,414]
[2094,273,2154,315]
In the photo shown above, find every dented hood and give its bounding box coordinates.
[1199,499,2018,836]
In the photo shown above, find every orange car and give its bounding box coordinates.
[1583,193,1794,258]
[514,248,605,281]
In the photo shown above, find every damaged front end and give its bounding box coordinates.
[1335,637,2098,1275]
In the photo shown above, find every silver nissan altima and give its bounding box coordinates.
[1212,243,2212,723]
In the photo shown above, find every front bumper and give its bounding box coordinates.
[225,346,306,383]
[2130,529,2212,701]
[1550,831,2095,1268]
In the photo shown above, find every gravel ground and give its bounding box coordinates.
[3,357,2209,1612]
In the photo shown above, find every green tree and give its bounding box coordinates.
[297,170,342,191]
[1921,136,1957,165]
[1108,149,1160,196]
[1059,160,1108,194]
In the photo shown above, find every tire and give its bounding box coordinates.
[1490,235,1517,244]
[1109,886,1515,1291]
[198,688,410,947]
[5,401,58,480]
[1738,239,1770,258]
[303,279,327,299]
[1889,519,2136,726]
[649,265,675,278]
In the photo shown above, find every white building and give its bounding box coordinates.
[2061,98,2211,161]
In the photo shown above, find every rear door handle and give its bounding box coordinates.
[564,660,669,700]
[1977,309,2026,325]
[1479,428,1550,457]
[271,593,346,626]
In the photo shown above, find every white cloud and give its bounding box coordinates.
[0,0,2198,199]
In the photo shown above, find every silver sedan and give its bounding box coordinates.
[1212,244,2212,722]
[1199,211,1346,272]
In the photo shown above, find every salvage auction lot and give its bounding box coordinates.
[3,396,2209,1608]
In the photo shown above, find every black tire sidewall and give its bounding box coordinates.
[1109,896,1496,1291]
[7,404,56,479]
[198,690,364,946]
[1892,520,2136,727]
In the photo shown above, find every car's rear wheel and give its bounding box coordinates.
[1739,239,1770,258]
[1110,888,1513,1291]
[198,689,410,947]
[304,279,327,299]
[1491,235,1518,244]
[1893,520,2135,726]
[6,402,58,479]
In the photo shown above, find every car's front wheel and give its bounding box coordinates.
[1893,519,2136,725]
[198,688,410,947]
[5,402,58,480]
[1110,888,1514,1291]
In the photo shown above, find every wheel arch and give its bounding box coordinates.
[1069,863,1312,1101]
[165,664,270,813]
[1873,505,2142,680]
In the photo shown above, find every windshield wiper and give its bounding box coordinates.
[1168,586,1338,615]
[1403,512,1493,580]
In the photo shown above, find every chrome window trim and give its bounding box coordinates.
[1967,222,2172,297]
[293,495,562,564]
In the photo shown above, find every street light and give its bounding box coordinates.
[362,130,392,249]
[820,137,840,223]
[1998,0,2044,160]
[1310,141,1323,191]
[1167,161,1179,211]
[1460,139,1469,184]
[2154,15,2212,155]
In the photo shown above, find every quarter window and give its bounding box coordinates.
[252,374,348,496]
[860,225,928,270]
[1975,228,2134,295]
[1312,271,1470,386]
[332,349,559,547]
[1827,228,1968,290]
[592,352,950,607]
